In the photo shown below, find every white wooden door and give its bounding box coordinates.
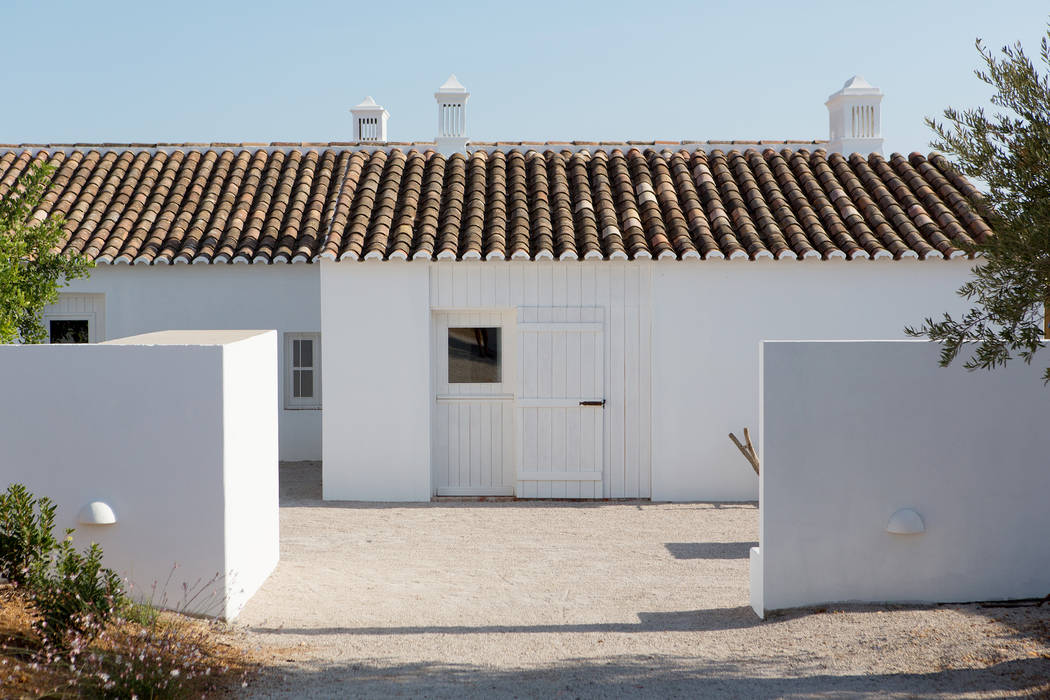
[517,307,605,499]
[432,311,515,496]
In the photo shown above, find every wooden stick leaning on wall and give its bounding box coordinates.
[728,427,760,475]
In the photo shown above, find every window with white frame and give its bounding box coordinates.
[285,333,321,409]
[42,293,104,344]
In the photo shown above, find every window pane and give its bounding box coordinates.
[297,370,313,398]
[299,339,313,368]
[448,327,500,383]
[293,339,301,367]
[50,320,89,344]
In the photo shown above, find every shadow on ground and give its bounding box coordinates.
[247,654,1050,699]
[249,605,765,636]
[277,462,758,509]
[665,541,757,559]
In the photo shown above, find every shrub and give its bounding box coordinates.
[32,538,124,652]
[79,613,236,699]
[0,484,60,586]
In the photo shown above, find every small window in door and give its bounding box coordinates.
[285,333,321,409]
[448,327,501,383]
[49,319,90,344]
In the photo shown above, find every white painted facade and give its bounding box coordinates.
[321,258,976,501]
[754,340,1050,616]
[0,330,279,620]
[46,264,321,461]
[650,258,978,501]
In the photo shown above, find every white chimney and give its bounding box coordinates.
[351,96,389,142]
[434,74,469,155]
[826,76,883,155]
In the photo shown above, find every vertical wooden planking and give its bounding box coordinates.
[609,265,626,499]
[479,264,495,307]
[502,401,514,489]
[458,403,471,487]
[494,263,508,309]
[435,403,447,494]
[448,402,460,487]
[469,402,481,487]
[596,266,612,498]
[521,312,538,498]
[624,267,641,498]
[433,266,448,308]
[638,265,652,498]
[566,320,582,498]
[538,263,553,308]
[553,263,568,314]
[541,325,558,501]
[467,264,482,306]
[551,328,567,498]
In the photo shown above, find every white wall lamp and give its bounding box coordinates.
[78,501,117,526]
[886,507,924,535]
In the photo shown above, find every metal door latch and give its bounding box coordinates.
[579,400,606,407]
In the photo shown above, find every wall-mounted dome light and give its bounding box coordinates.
[78,501,117,525]
[886,507,924,535]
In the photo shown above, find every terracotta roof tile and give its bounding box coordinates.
[0,145,989,264]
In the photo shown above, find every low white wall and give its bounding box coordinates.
[60,265,321,461]
[650,260,977,501]
[220,332,281,619]
[0,330,279,619]
[754,340,1050,616]
[320,261,432,501]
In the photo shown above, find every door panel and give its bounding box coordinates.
[517,307,605,499]
[432,311,515,496]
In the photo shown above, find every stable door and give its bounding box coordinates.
[432,311,516,496]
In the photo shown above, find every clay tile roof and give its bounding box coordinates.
[0,144,989,264]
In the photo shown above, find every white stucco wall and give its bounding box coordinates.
[650,259,978,501]
[220,331,281,619]
[320,261,432,501]
[754,340,1050,616]
[0,330,279,619]
[58,265,321,460]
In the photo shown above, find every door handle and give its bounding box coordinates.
[579,400,605,407]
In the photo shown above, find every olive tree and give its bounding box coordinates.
[0,162,91,343]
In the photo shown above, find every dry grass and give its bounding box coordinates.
[0,584,259,699]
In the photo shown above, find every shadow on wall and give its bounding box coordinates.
[665,542,758,560]
[247,656,1049,699]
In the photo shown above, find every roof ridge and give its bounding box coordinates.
[0,139,828,152]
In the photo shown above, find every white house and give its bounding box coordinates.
[2,76,987,500]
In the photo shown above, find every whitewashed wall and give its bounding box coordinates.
[650,259,977,501]
[57,265,321,460]
[320,261,432,501]
[0,330,279,620]
[320,260,651,501]
[219,332,281,617]
[754,340,1050,616]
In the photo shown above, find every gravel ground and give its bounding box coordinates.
[229,463,1050,699]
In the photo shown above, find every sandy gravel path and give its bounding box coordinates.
[229,463,1050,698]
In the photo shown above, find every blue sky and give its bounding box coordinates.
[1,1,1047,156]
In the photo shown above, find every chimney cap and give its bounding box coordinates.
[437,74,468,94]
[826,75,882,103]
